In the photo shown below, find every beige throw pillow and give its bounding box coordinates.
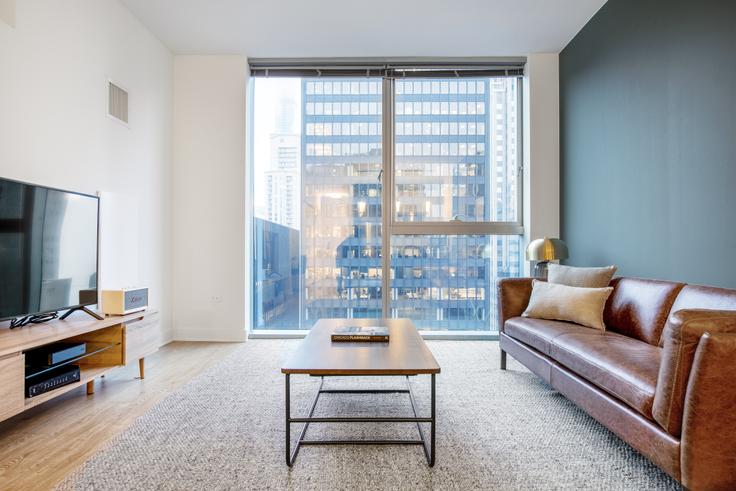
[547,264,617,288]
[522,280,613,330]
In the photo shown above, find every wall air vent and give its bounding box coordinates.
[108,81,129,125]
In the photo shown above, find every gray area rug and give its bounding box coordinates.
[57,340,678,490]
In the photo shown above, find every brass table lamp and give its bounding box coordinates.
[526,238,568,279]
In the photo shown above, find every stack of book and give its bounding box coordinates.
[331,326,390,342]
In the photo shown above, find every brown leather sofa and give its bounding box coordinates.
[498,277,736,490]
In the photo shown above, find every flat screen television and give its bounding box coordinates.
[0,177,99,323]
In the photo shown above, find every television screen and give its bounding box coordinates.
[0,178,99,321]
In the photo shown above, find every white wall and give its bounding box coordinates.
[0,0,173,340]
[168,55,556,339]
[172,56,248,342]
[523,53,561,273]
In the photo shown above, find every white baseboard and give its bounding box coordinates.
[173,327,247,342]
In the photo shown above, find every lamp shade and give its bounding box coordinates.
[525,237,568,261]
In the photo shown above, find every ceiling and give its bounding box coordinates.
[121,0,607,57]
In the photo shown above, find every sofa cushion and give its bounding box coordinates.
[550,331,662,418]
[504,317,594,356]
[604,277,685,345]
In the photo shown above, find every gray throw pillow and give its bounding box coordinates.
[547,264,617,288]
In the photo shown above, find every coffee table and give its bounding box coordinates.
[281,318,440,467]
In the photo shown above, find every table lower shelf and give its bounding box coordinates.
[24,365,118,409]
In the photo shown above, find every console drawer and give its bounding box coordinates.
[124,313,160,364]
[0,352,24,420]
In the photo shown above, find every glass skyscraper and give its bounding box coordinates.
[297,78,521,331]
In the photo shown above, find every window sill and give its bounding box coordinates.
[247,330,499,341]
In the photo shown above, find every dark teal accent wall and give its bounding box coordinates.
[560,0,736,288]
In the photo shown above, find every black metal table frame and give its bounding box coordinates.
[285,373,436,467]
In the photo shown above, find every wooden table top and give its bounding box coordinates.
[281,318,441,376]
[0,310,156,357]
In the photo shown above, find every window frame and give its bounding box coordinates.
[248,60,525,337]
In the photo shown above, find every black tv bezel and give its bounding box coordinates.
[0,176,100,323]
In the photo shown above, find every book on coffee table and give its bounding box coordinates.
[331,325,390,342]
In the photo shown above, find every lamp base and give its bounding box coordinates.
[533,261,550,280]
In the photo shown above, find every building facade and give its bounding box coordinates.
[253,217,300,329]
[265,134,300,229]
[300,77,521,331]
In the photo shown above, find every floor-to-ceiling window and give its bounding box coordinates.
[250,60,524,334]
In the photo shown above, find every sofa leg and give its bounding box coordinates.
[500,349,507,370]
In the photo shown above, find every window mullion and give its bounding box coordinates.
[381,77,394,318]
[391,222,524,236]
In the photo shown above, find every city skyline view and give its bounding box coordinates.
[253,76,522,331]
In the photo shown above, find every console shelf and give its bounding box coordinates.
[24,365,117,409]
[25,342,120,380]
[0,310,160,423]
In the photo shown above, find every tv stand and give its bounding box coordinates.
[59,305,104,321]
[0,310,160,423]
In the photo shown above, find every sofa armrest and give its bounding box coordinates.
[652,309,736,436]
[497,278,534,332]
[681,332,736,491]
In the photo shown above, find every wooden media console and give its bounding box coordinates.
[0,310,160,423]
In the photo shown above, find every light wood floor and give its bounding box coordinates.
[0,341,241,491]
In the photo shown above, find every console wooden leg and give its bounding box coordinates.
[86,380,95,395]
[138,358,145,379]
[500,350,507,370]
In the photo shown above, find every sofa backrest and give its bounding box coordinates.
[603,277,685,345]
[661,284,736,345]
